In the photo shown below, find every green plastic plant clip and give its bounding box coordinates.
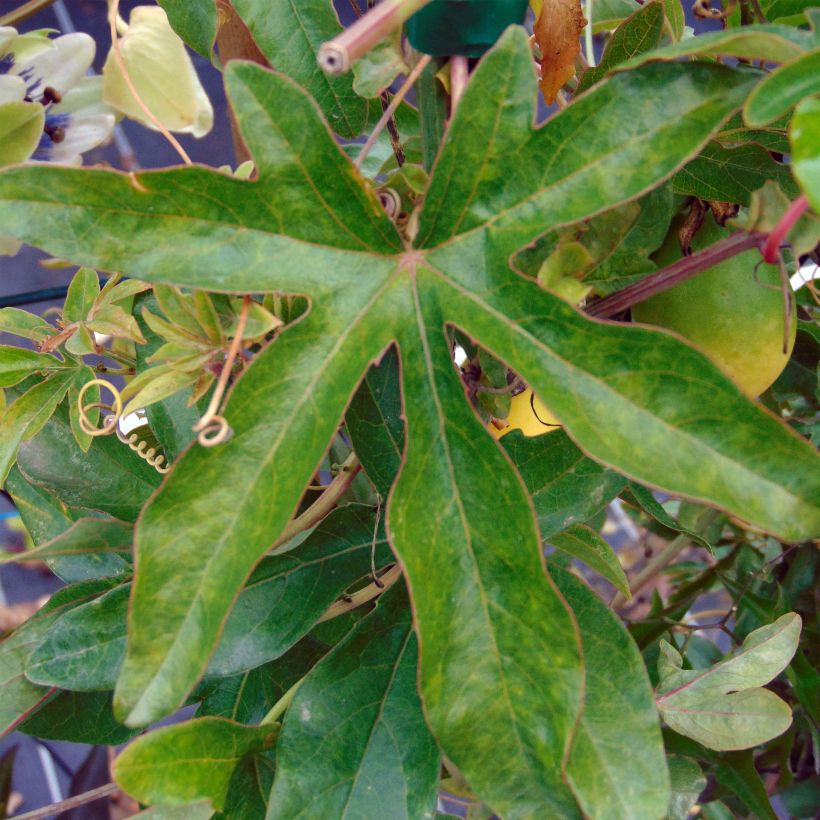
[406,0,529,57]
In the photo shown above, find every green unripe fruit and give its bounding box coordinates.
[632,213,796,397]
[406,0,529,58]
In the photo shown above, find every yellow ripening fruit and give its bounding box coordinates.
[632,213,796,397]
[490,389,561,439]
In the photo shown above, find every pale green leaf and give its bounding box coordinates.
[656,613,801,750]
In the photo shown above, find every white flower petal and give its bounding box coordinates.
[34,112,115,164]
[102,6,213,137]
[18,32,95,96]
[0,74,25,104]
[0,27,18,54]
[51,75,115,119]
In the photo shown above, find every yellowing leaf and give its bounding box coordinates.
[102,6,213,137]
[535,0,587,104]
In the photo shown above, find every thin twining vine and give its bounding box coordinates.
[192,294,251,446]
[76,294,251,466]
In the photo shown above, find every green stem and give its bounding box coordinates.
[94,346,136,368]
[274,451,360,547]
[260,679,302,725]
[317,563,402,623]
[614,508,721,608]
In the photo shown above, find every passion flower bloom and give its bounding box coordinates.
[103,6,213,138]
[0,26,116,254]
[0,26,115,164]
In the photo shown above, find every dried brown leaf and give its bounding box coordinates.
[535,0,587,105]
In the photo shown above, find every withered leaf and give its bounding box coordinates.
[535,0,587,104]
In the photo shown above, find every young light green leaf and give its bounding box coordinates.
[114,717,278,811]
[551,568,669,819]
[63,266,100,323]
[136,292,200,459]
[266,584,440,820]
[0,346,63,388]
[0,309,54,343]
[548,524,630,597]
[791,96,820,214]
[88,303,147,344]
[656,612,801,750]
[744,48,820,126]
[0,101,44,164]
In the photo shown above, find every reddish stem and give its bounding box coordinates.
[586,231,765,319]
[762,193,810,264]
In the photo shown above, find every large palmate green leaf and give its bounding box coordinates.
[1,25,819,817]
[552,568,669,819]
[266,584,439,819]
